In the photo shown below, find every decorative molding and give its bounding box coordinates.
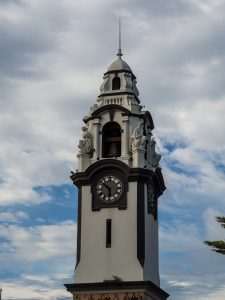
[92,104,131,118]
[71,161,166,199]
[98,92,140,104]
[104,69,136,79]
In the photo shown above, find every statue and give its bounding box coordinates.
[131,121,146,151]
[78,126,92,154]
[150,139,161,167]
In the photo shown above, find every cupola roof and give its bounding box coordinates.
[107,57,132,73]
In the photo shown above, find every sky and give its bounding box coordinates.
[1,0,225,299]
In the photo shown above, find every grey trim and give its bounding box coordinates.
[83,106,153,124]
[75,187,82,269]
[71,161,166,198]
[137,181,145,267]
[92,104,131,118]
[104,69,136,80]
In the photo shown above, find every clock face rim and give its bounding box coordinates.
[96,174,123,204]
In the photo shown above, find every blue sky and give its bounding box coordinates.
[1,0,225,299]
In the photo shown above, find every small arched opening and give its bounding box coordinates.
[112,76,121,90]
[102,122,121,158]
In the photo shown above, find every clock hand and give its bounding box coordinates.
[100,181,111,197]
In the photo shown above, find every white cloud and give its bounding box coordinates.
[198,285,225,300]
[0,221,76,262]
[168,280,194,287]
[0,211,28,223]
[1,278,70,300]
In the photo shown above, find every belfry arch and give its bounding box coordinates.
[102,121,121,158]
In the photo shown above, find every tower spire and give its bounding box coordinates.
[117,18,123,58]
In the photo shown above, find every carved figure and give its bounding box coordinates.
[150,139,161,167]
[131,121,146,151]
[78,126,92,154]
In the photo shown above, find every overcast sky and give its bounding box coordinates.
[1,0,225,299]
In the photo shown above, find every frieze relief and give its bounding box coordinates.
[131,121,147,151]
[75,292,145,300]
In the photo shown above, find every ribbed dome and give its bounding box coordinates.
[107,57,132,72]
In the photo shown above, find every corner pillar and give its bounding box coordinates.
[92,118,101,161]
[122,115,130,164]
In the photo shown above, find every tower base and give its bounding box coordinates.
[65,281,169,300]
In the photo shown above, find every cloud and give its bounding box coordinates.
[0,221,76,262]
[1,277,71,300]
[0,220,76,299]
[159,205,225,299]
[197,285,225,300]
[168,280,194,287]
[0,211,28,223]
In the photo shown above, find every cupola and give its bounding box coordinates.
[99,43,139,104]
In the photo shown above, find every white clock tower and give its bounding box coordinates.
[65,41,169,300]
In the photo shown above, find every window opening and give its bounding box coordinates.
[112,76,120,90]
[106,219,112,248]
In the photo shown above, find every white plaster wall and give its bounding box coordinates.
[143,184,160,286]
[75,182,143,283]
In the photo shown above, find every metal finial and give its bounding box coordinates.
[117,18,123,58]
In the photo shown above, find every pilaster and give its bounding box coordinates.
[92,118,101,161]
[77,153,91,172]
[121,115,130,164]
[131,149,146,168]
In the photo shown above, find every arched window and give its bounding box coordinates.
[112,76,120,90]
[102,122,121,158]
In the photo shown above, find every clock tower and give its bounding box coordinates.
[65,45,169,300]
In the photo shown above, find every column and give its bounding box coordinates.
[92,118,101,161]
[122,115,130,164]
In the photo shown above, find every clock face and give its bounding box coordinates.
[96,175,123,203]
